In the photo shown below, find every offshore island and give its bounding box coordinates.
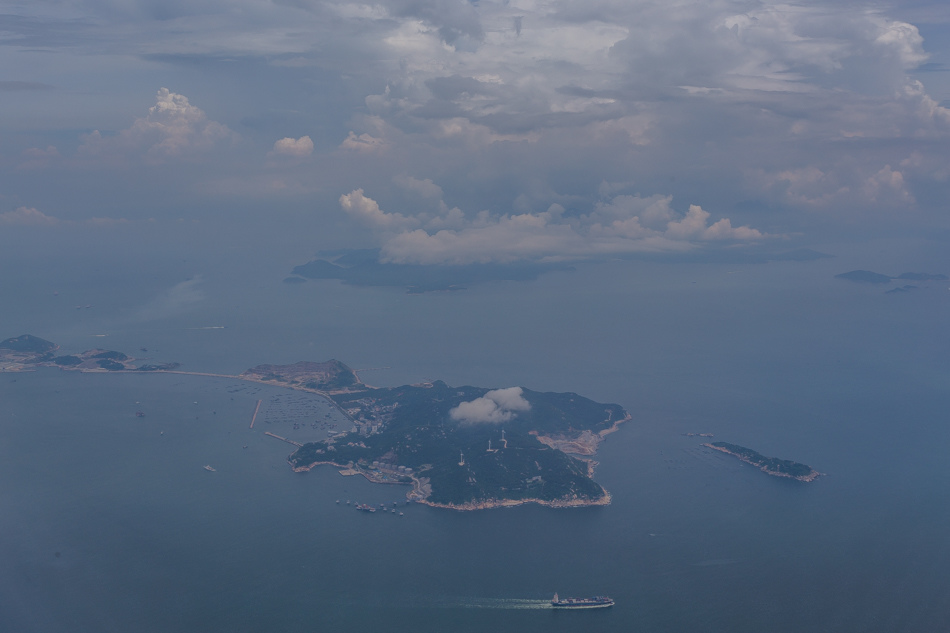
[1,334,629,510]
[704,441,820,482]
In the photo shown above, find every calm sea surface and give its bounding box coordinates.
[1,237,949,632]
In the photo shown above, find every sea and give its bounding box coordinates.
[1,228,949,632]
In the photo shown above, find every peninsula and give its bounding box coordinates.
[1,334,629,510]
[704,441,820,482]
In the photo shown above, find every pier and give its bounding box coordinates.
[249,399,262,428]
[264,431,303,447]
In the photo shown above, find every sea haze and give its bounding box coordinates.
[1,235,949,632]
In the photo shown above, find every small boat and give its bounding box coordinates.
[355,503,376,513]
[203,465,216,472]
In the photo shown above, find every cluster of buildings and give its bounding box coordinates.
[371,461,413,476]
[344,398,397,436]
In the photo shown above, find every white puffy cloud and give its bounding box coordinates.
[0,207,58,226]
[339,189,419,230]
[864,165,914,205]
[271,136,313,157]
[78,88,234,164]
[342,186,767,265]
[1,0,947,233]
[664,205,763,241]
[751,161,916,209]
[450,387,531,425]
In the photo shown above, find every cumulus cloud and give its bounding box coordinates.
[339,189,419,231]
[271,136,313,157]
[664,205,764,241]
[78,88,234,164]
[393,175,443,199]
[1,0,945,233]
[340,187,768,265]
[348,3,936,141]
[751,161,917,209]
[324,0,940,221]
[864,165,914,205]
[450,387,531,425]
[0,207,58,226]
[340,131,386,153]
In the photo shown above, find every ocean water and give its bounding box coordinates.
[1,236,950,632]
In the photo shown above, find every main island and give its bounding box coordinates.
[1,334,630,510]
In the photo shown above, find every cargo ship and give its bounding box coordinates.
[551,593,614,608]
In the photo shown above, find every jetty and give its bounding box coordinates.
[249,399,262,428]
[264,431,303,447]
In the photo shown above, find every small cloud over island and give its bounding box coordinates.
[450,387,530,424]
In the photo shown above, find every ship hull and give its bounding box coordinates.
[551,598,614,609]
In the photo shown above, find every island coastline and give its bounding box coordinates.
[3,334,628,511]
[704,442,821,482]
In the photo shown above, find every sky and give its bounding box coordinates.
[2,0,950,266]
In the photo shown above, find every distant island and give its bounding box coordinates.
[835,270,947,286]
[0,334,179,373]
[288,248,574,294]
[704,442,820,482]
[2,334,628,510]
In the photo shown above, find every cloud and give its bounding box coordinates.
[18,146,60,170]
[78,88,235,164]
[665,205,764,241]
[1,0,946,235]
[864,165,914,205]
[450,387,531,425]
[339,189,419,231]
[271,136,313,157]
[137,277,205,321]
[751,162,916,209]
[393,175,443,199]
[339,131,386,153]
[341,187,768,265]
[0,207,58,226]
